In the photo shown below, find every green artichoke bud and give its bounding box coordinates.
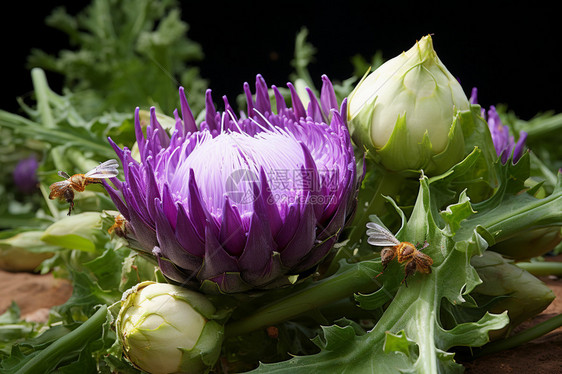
[490,226,562,261]
[117,281,224,374]
[0,231,55,272]
[471,251,554,338]
[41,212,106,252]
[348,34,469,175]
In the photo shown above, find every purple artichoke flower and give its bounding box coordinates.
[104,75,359,293]
[13,156,39,194]
[470,87,527,163]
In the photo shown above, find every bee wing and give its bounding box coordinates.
[84,159,119,178]
[58,171,71,179]
[366,222,400,246]
[413,253,433,273]
[49,180,71,199]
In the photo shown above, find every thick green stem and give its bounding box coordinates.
[516,261,562,276]
[224,262,380,337]
[16,305,107,374]
[475,313,562,357]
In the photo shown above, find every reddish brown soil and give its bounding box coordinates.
[0,269,73,322]
[1,270,562,372]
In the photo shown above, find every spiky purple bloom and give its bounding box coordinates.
[104,75,359,293]
[470,87,527,163]
[13,156,39,194]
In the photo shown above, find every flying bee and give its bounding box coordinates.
[49,159,119,215]
[366,222,433,286]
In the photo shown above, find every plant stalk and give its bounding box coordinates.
[224,262,380,337]
[516,261,562,276]
[475,313,562,357]
[16,304,108,374]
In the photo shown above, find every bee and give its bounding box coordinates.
[108,213,127,237]
[49,159,119,215]
[366,222,433,286]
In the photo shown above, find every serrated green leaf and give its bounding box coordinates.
[439,190,475,236]
[383,330,416,356]
[250,176,508,374]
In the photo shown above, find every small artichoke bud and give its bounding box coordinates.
[491,226,562,261]
[41,212,106,252]
[471,251,554,338]
[13,155,39,194]
[0,231,55,272]
[117,281,224,374]
[348,34,469,175]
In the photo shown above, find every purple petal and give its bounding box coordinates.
[292,196,347,273]
[175,203,205,257]
[320,75,338,118]
[199,223,239,279]
[108,176,123,191]
[275,203,300,249]
[102,180,130,221]
[134,108,145,158]
[161,184,177,230]
[300,142,324,220]
[125,195,158,252]
[338,98,349,127]
[124,166,151,224]
[469,87,479,105]
[107,137,125,165]
[287,82,306,118]
[179,86,198,133]
[150,107,170,148]
[513,131,528,162]
[279,200,316,268]
[222,95,238,130]
[306,87,324,123]
[154,199,202,272]
[204,273,252,293]
[144,160,161,222]
[153,247,196,286]
[204,89,218,131]
[187,168,219,238]
[255,74,271,115]
[238,210,277,284]
[244,82,255,119]
[258,167,282,237]
[219,197,247,256]
[272,85,286,113]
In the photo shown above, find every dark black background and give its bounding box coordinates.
[3,1,560,120]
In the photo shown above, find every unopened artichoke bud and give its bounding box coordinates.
[0,231,55,272]
[491,226,562,261]
[348,34,469,175]
[117,281,224,374]
[471,251,554,338]
[41,212,106,253]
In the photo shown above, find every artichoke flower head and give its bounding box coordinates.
[104,75,359,294]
